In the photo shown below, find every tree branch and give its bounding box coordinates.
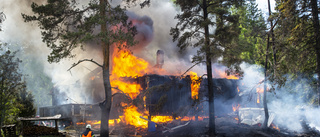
[181,61,206,76]
[67,59,102,71]
[267,16,280,34]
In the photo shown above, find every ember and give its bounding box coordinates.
[271,123,280,131]
[232,104,241,112]
[180,116,209,121]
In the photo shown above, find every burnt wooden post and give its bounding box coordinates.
[55,119,58,131]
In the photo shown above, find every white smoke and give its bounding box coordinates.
[0,0,106,105]
[0,0,181,105]
[267,78,320,132]
[238,62,320,133]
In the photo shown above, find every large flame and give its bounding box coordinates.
[112,49,149,78]
[121,105,174,128]
[110,47,150,128]
[108,42,240,129]
[110,46,176,129]
[111,48,150,99]
[190,71,201,100]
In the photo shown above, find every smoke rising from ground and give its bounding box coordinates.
[238,63,320,132]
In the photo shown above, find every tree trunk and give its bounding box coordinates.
[263,42,269,128]
[0,104,4,127]
[311,0,320,106]
[263,0,273,129]
[203,0,215,136]
[268,0,276,76]
[100,0,112,137]
[0,93,4,127]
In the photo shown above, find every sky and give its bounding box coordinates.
[257,0,276,16]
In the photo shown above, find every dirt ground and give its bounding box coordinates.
[60,116,320,137]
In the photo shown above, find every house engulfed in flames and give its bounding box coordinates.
[40,48,240,131]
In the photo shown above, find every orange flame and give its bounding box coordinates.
[111,80,142,99]
[151,116,173,123]
[190,71,201,100]
[256,88,264,93]
[179,116,208,121]
[214,69,239,79]
[76,122,85,125]
[256,88,263,104]
[112,49,149,78]
[232,104,240,112]
[271,123,280,131]
[91,76,95,80]
[111,48,150,99]
[121,105,148,128]
[76,119,121,127]
[110,46,171,128]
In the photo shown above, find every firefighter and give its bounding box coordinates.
[80,124,95,137]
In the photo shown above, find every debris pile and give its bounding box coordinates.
[22,125,60,136]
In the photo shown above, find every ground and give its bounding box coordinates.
[60,116,320,137]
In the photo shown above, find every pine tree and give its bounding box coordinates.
[170,0,243,135]
[22,0,148,136]
[0,44,25,127]
[275,0,320,104]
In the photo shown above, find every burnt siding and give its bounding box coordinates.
[141,75,192,116]
[200,78,239,116]
[143,76,238,116]
[39,104,102,124]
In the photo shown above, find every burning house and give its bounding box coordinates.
[39,47,241,134]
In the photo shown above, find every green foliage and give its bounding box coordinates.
[232,1,266,63]
[0,44,35,126]
[16,84,36,118]
[170,0,245,74]
[22,0,138,63]
[171,1,244,135]
[273,0,319,83]
[223,1,267,76]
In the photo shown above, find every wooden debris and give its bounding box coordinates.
[162,121,190,133]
